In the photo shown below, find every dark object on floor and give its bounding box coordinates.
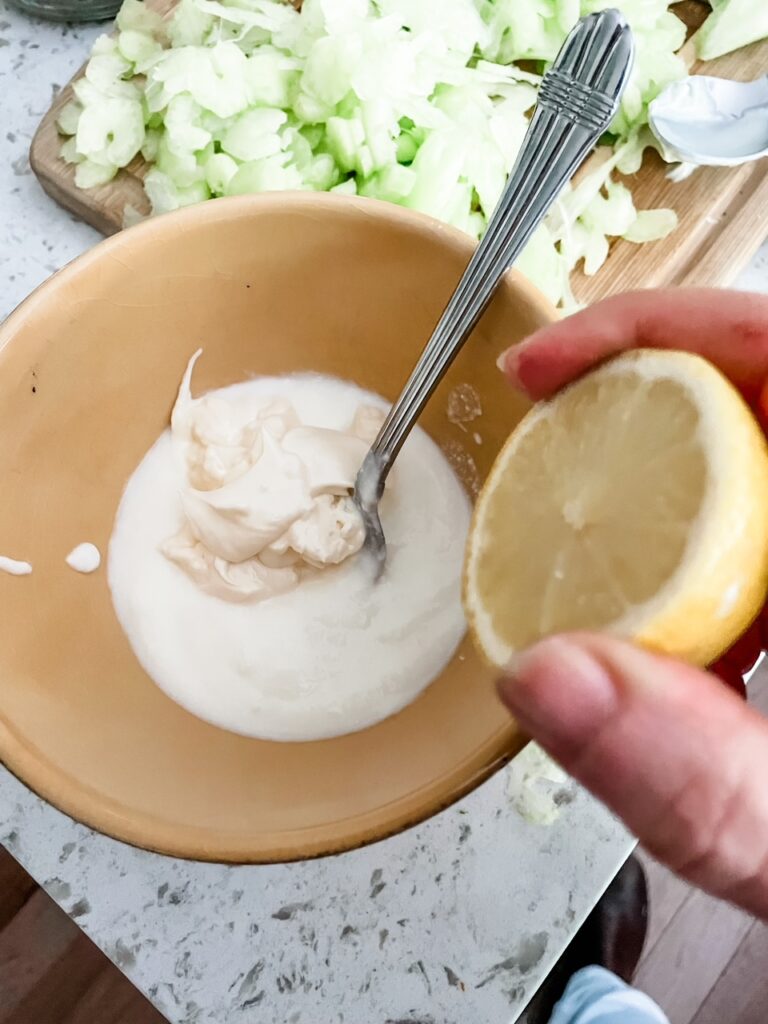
[521,852,649,1022]
[593,853,649,982]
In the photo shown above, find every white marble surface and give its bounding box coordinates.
[0,4,766,1022]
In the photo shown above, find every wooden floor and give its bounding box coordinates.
[636,851,768,1024]
[634,661,768,1024]
[1,667,767,1023]
[0,849,164,1024]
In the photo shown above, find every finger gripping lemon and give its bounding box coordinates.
[463,349,768,669]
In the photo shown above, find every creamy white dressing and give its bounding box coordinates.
[108,368,471,741]
[65,542,101,574]
[162,351,377,602]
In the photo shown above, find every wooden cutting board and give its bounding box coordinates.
[29,0,768,302]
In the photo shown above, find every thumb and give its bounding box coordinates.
[499,633,768,919]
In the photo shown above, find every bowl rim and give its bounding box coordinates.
[0,191,556,863]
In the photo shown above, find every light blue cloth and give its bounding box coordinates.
[548,967,670,1024]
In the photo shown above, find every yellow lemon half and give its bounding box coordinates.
[463,349,768,669]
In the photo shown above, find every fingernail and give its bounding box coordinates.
[496,345,522,387]
[498,636,620,753]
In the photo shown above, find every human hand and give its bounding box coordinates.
[496,288,768,919]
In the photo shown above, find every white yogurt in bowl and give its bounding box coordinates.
[108,358,471,742]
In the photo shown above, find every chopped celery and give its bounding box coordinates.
[220,107,286,160]
[225,153,305,194]
[116,0,164,36]
[330,177,357,195]
[118,29,163,68]
[56,100,83,137]
[204,151,239,192]
[63,0,736,308]
[75,159,118,188]
[75,96,145,167]
[695,0,768,60]
[624,207,678,243]
[144,167,210,213]
[60,136,82,164]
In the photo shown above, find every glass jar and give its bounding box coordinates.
[7,0,121,20]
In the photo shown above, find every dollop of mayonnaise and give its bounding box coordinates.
[162,351,384,601]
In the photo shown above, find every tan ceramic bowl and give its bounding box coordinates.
[0,194,554,862]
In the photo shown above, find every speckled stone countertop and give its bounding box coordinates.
[2,5,768,1022]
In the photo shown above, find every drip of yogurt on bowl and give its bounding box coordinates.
[0,555,32,576]
[66,542,101,573]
